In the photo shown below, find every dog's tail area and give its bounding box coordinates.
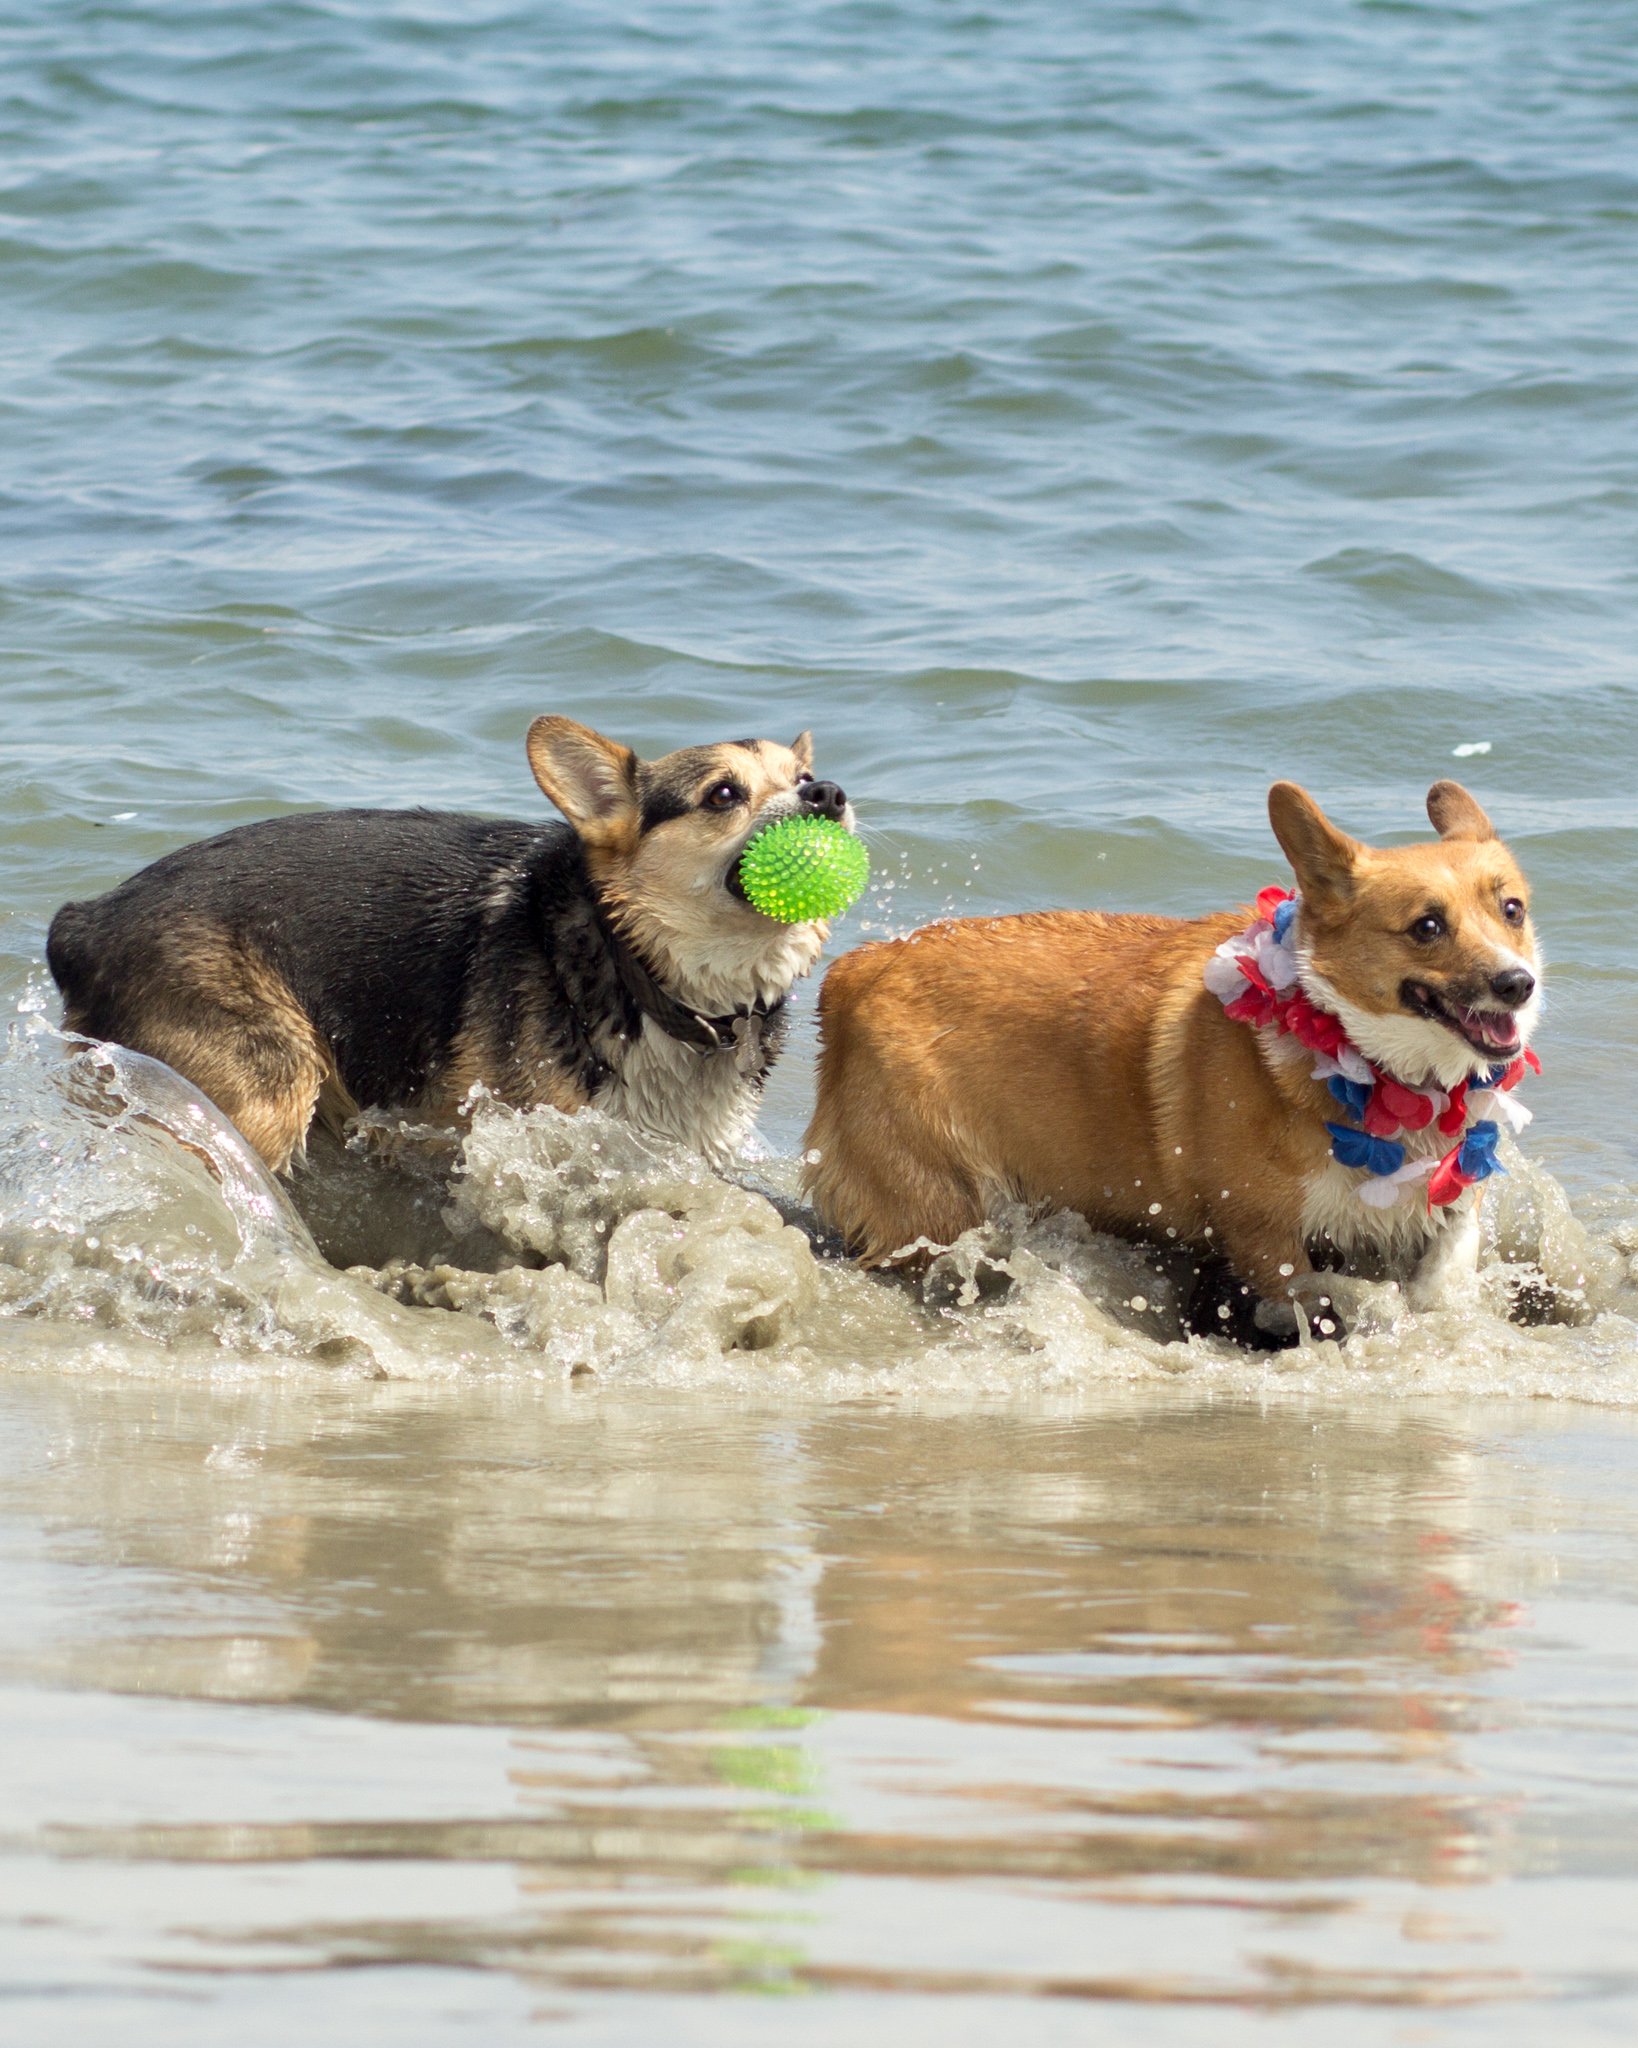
[803,941,988,1265]
[46,900,93,1020]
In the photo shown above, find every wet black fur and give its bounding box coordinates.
[47,808,787,1115]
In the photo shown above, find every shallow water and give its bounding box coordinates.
[9,1378,1638,2044]
[3,0,1638,2037]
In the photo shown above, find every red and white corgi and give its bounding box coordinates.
[804,780,1541,1345]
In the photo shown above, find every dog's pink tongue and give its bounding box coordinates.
[1457,1002,1520,1051]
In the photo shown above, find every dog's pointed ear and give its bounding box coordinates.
[1268,782,1360,911]
[1426,779,1495,843]
[790,729,814,774]
[526,717,640,844]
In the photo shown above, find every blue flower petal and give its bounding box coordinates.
[1326,1123,1406,1177]
[1458,1119,1504,1181]
[1328,1075,1372,1119]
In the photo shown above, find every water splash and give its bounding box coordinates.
[0,1016,506,1379]
[0,1018,1634,1400]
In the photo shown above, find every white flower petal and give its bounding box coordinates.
[1203,954,1248,1002]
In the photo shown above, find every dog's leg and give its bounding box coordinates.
[136,1012,330,1175]
[311,1068,363,1145]
[1185,1258,1273,1346]
[70,924,335,1175]
[804,1058,986,1266]
[1209,1212,1347,1348]
[1404,1197,1482,1312]
[808,1134,986,1267]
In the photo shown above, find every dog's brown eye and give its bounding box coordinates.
[701,781,745,811]
[1409,912,1445,944]
[796,772,813,786]
[1502,896,1525,925]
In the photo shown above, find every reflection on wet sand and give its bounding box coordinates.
[4,1374,1618,2029]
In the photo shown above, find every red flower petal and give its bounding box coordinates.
[1362,1091,1403,1138]
[1225,988,1277,1027]
[1426,1152,1470,1209]
[1282,993,1345,1056]
[1377,1075,1435,1131]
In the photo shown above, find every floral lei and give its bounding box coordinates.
[1204,887,1538,1210]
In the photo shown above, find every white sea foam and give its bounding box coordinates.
[0,1016,1634,1401]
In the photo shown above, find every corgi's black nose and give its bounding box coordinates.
[1490,966,1536,1007]
[800,779,849,822]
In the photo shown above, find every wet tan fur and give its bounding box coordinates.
[59,916,342,1172]
[805,781,1537,1309]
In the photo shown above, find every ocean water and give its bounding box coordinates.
[3,0,1638,2039]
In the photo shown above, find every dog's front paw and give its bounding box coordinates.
[1186,1262,1347,1350]
[1185,1259,1262,1346]
[1251,1285,1347,1351]
[1250,1299,1346,1349]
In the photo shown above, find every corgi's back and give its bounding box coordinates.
[804,908,1238,1266]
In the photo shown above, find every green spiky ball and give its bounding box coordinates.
[738,815,869,924]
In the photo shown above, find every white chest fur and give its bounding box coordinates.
[596,1015,771,1166]
[1264,1011,1483,1299]
[589,894,826,1165]
[1299,1145,1481,1307]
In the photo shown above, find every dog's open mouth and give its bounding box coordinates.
[1402,980,1522,1058]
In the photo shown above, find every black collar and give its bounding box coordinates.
[597,904,786,1055]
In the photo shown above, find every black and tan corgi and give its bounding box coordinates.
[804,781,1540,1344]
[47,717,855,1172]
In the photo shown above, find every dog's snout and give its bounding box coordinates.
[1490,965,1536,1008]
[801,778,849,822]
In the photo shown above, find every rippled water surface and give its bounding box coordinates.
[3,0,1638,2038]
